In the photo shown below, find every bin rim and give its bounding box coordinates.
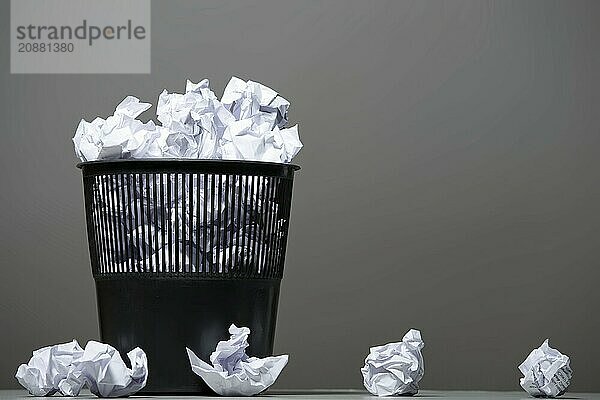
[77,159,300,178]
[77,159,300,171]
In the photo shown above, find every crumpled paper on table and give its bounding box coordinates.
[15,340,83,396]
[518,339,572,398]
[361,329,425,397]
[186,324,288,396]
[15,340,147,398]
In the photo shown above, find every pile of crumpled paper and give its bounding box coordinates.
[72,77,302,163]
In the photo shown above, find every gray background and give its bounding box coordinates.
[1,0,599,392]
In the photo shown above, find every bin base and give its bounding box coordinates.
[94,277,281,394]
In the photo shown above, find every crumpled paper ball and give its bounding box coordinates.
[156,79,234,159]
[15,340,147,398]
[221,76,290,128]
[73,96,157,161]
[518,339,572,398]
[186,324,288,396]
[361,329,425,397]
[220,114,302,163]
[15,340,83,396]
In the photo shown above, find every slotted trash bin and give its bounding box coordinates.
[77,159,300,394]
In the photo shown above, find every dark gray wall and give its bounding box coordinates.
[1,0,599,391]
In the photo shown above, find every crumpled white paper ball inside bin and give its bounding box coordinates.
[361,329,425,397]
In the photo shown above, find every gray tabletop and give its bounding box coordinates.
[0,390,598,399]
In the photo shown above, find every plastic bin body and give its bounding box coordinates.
[78,160,299,394]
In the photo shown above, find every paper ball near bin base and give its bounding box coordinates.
[15,340,84,396]
[15,340,148,398]
[361,329,425,397]
[186,324,288,396]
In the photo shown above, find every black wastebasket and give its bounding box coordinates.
[77,160,299,394]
